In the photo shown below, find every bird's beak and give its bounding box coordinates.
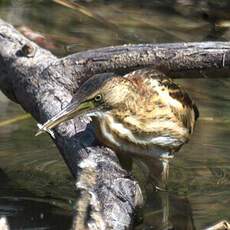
[35,100,94,137]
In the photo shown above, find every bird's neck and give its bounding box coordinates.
[93,110,182,158]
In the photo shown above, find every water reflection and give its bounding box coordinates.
[136,191,195,230]
[0,1,230,229]
[0,197,72,229]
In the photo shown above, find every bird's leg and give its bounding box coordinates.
[162,193,169,227]
[160,190,172,230]
[157,152,174,191]
[133,153,171,191]
[119,151,174,191]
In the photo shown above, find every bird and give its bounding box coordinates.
[36,68,199,188]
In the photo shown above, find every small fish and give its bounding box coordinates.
[36,123,55,139]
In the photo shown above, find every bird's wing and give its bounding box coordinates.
[124,68,199,134]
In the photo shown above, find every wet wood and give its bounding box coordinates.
[0,18,230,229]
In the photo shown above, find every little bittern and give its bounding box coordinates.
[36,68,199,188]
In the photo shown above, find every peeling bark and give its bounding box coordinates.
[0,18,230,229]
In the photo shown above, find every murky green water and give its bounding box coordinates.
[0,1,229,229]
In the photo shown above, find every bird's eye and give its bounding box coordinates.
[94,94,102,102]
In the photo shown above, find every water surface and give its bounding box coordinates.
[0,1,229,229]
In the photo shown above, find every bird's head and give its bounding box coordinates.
[36,74,135,136]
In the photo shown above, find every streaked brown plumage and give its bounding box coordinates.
[92,69,198,156]
[36,68,199,187]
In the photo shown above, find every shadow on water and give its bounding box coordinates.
[135,191,195,230]
[0,1,230,229]
[0,167,73,230]
[0,197,72,230]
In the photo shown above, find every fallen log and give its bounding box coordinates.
[0,18,230,229]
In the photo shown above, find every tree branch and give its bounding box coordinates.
[57,42,230,90]
[0,19,142,230]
